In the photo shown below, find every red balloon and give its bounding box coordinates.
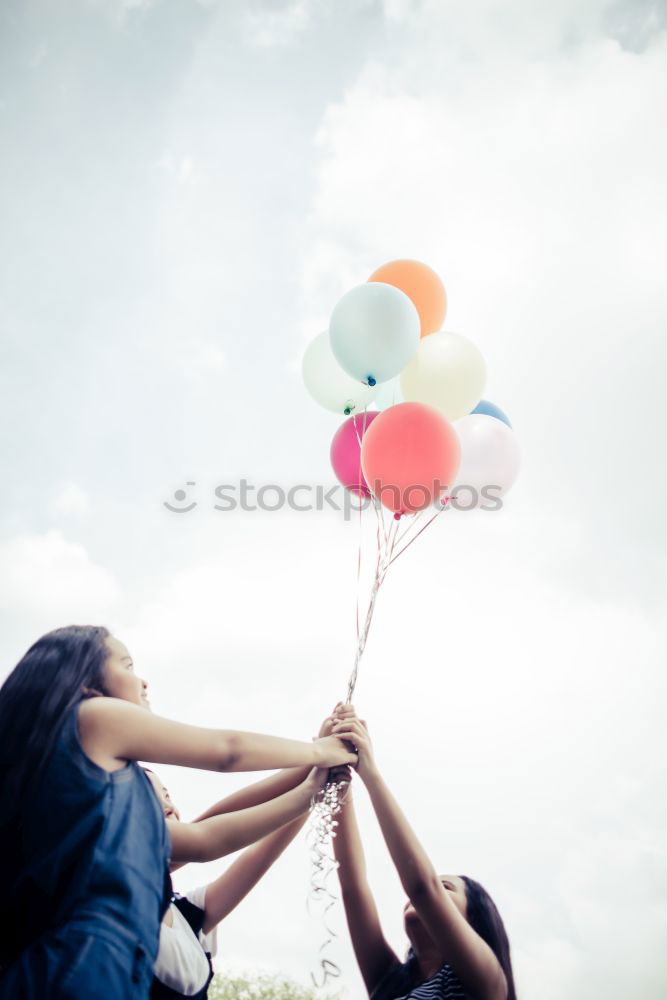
[330,411,380,497]
[360,402,460,514]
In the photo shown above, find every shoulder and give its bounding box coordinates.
[77,697,142,771]
[78,696,141,726]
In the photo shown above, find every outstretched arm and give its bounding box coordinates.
[198,784,317,934]
[167,767,324,864]
[192,767,311,822]
[332,709,507,1000]
[78,698,356,774]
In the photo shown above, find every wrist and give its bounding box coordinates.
[359,762,381,786]
[311,741,325,767]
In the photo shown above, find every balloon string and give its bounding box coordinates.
[352,409,369,646]
[346,504,397,703]
[389,498,449,566]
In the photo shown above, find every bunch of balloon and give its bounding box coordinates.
[303,258,520,704]
[301,259,520,986]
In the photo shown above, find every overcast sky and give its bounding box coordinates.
[1,1,666,997]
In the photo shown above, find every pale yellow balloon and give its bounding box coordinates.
[400,331,486,422]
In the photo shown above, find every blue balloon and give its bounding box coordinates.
[471,399,512,428]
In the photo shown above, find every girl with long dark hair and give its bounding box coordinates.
[0,626,355,998]
[328,704,516,1000]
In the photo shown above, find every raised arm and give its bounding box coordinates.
[192,766,311,822]
[167,767,323,864]
[332,777,399,996]
[332,709,506,1000]
[77,698,356,773]
[196,769,325,934]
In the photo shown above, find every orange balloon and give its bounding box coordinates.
[368,259,447,338]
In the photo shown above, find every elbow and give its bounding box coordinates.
[404,871,440,904]
[192,827,229,864]
[218,732,241,772]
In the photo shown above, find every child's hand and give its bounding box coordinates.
[331,707,377,784]
[314,734,358,769]
[307,762,352,803]
[329,763,353,804]
[316,703,343,739]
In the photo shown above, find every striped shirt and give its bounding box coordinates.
[373,961,467,999]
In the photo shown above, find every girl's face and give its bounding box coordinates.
[102,635,150,709]
[146,770,181,821]
[403,875,468,933]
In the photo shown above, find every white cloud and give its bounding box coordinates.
[242,0,313,48]
[0,530,119,625]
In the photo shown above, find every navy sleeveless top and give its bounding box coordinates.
[1,701,172,968]
[372,957,467,999]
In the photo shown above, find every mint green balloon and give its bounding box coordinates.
[329,283,420,386]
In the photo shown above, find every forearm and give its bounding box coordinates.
[332,790,370,893]
[225,732,325,772]
[224,813,308,900]
[172,778,314,862]
[363,769,438,898]
[193,767,311,822]
[201,813,308,932]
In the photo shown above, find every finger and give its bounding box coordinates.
[332,720,364,737]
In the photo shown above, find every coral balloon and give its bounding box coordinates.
[452,414,520,509]
[471,399,512,428]
[368,259,447,338]
[361,402,460,515]
[400,331,486,422]
[330,412,380,497]
[329,283,420,386]
[302,331,379,415]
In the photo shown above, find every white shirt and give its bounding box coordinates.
[154,885,219,996]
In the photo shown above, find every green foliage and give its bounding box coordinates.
[208,970,340,1000]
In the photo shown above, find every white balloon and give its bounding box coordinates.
[302,331,379,415]
[400,331,486,421]
[329,282,420,385]
[372,376,403,411]
[451,414,520,509]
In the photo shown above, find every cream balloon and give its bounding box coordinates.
[451,414,520,509]
[400,331,486,421]
[302,331,379,415]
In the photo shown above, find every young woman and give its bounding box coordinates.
[146,757,331,999]
[328,704,516,1000]
[0,626,355,998]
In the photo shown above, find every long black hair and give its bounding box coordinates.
[388,877,517,1000]
[461,875,517,1000]
[0,624,112,825]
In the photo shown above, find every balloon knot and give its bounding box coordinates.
[394,512,402,520]
[343,406,351,416]
[367,376,377,387]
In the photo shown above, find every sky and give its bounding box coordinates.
[1,0,666,996]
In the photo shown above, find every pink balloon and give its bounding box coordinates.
[360,402,460,514]
[330,412,380,497]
